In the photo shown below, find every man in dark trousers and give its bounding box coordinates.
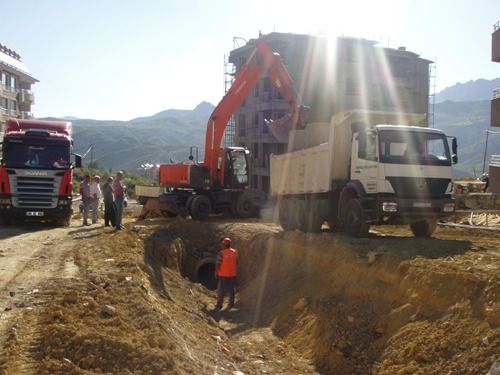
[215,237,238,310]
[102,176,116,227]
[79,174,91,226]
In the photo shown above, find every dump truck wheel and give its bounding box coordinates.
[294,199,307,232]
[343,199,369,237]
[189,195,212,220]
[57,218,71,227]
[410,218,437,237]
[235,192,255,218]
[278,198,294,230]
[306,197,322,232]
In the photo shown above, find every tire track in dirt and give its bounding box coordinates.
[0,222,80,374]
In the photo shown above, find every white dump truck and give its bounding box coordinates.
[270,110,457,237]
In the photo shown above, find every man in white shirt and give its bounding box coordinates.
[89,175,102,224]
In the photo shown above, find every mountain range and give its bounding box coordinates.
[49,101,214,173]
[46,79,500,178]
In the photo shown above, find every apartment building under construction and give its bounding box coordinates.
[0,43,38,137]
[228,32,432,193]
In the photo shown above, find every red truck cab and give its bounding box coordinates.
[0,118,82,225]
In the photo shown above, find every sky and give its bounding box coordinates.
[2,0,500,120]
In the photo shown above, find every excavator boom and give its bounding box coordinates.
[204,39,306,183]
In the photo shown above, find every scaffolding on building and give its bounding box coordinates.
[223,54,236,148]
[428,62,437,128]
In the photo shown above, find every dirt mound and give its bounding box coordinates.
[236,228,500,374]
[1,218,498,374]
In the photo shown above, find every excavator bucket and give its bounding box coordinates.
[265,106,310,143]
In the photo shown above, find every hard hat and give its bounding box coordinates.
[223,237,231,246]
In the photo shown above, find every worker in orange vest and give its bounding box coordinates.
[215,237,238,310]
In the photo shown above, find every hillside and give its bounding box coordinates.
[433,100,495,177]
[435,78,500,103]
[60,102,215,173]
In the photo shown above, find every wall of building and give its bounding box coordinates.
[0,43,37,137]
[229,32,432,193]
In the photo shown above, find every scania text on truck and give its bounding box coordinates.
[270,110,457,237]
[0,118,82,225]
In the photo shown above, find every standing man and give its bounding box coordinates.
[215,237,238,310]
[79,174,91,226]
[89,175,102,224]
[102,176,116,227]
[113,171,126,230]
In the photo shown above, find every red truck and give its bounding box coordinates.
[0,118,82,225]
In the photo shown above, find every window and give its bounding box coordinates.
[263,78,272,93]
[10,76,17,90]
[9,99,16,111]
[1,97,8,109]
[379,130,451,166]
[238,114,246,136]
[346,79,359,96]
[357,131,377,161]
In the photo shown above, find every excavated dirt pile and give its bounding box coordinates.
[236,227,500,374]
[0,216,498,374]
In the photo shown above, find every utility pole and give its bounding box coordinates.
[483,130,490,174]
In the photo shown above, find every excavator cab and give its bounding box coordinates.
[223,147,250,189]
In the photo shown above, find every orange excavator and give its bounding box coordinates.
[158,39,308,219]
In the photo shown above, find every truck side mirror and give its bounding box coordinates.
[451,137,458,164]
[74,154,82,168]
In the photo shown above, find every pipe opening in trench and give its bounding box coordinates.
[195,259,217,290]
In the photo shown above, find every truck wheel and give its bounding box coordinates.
[57,218,71,227]
[189,195,212,220]
[410,218,437,237]
[278,198,294,230]
[294,199,307,231]
[235,192,256,218]
[306,197,322,232]
[343,199,370,237]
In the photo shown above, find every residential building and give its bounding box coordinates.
[228,32,432,193]
[0,43,38,137]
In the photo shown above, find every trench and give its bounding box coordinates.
[144,223,499,374]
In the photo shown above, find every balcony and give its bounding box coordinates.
[493,21,500,62]
[19,111,33,119]
[17,89,35,105]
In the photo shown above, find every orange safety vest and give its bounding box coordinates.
[217,247,238,277]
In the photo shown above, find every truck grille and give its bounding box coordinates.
[9,171,62,209]
[386,177,450,199]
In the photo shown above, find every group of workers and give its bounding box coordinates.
[79,171,126,230]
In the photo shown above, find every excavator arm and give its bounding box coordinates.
[204,39,307,183]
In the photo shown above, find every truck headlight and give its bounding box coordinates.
[382,202,398,212]
[58,200,71,206]
[443,203,455,212]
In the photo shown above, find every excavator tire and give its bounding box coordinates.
[235,192,256,218]
[189,195,212,220]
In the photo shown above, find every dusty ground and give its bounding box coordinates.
[0,207,498,374]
